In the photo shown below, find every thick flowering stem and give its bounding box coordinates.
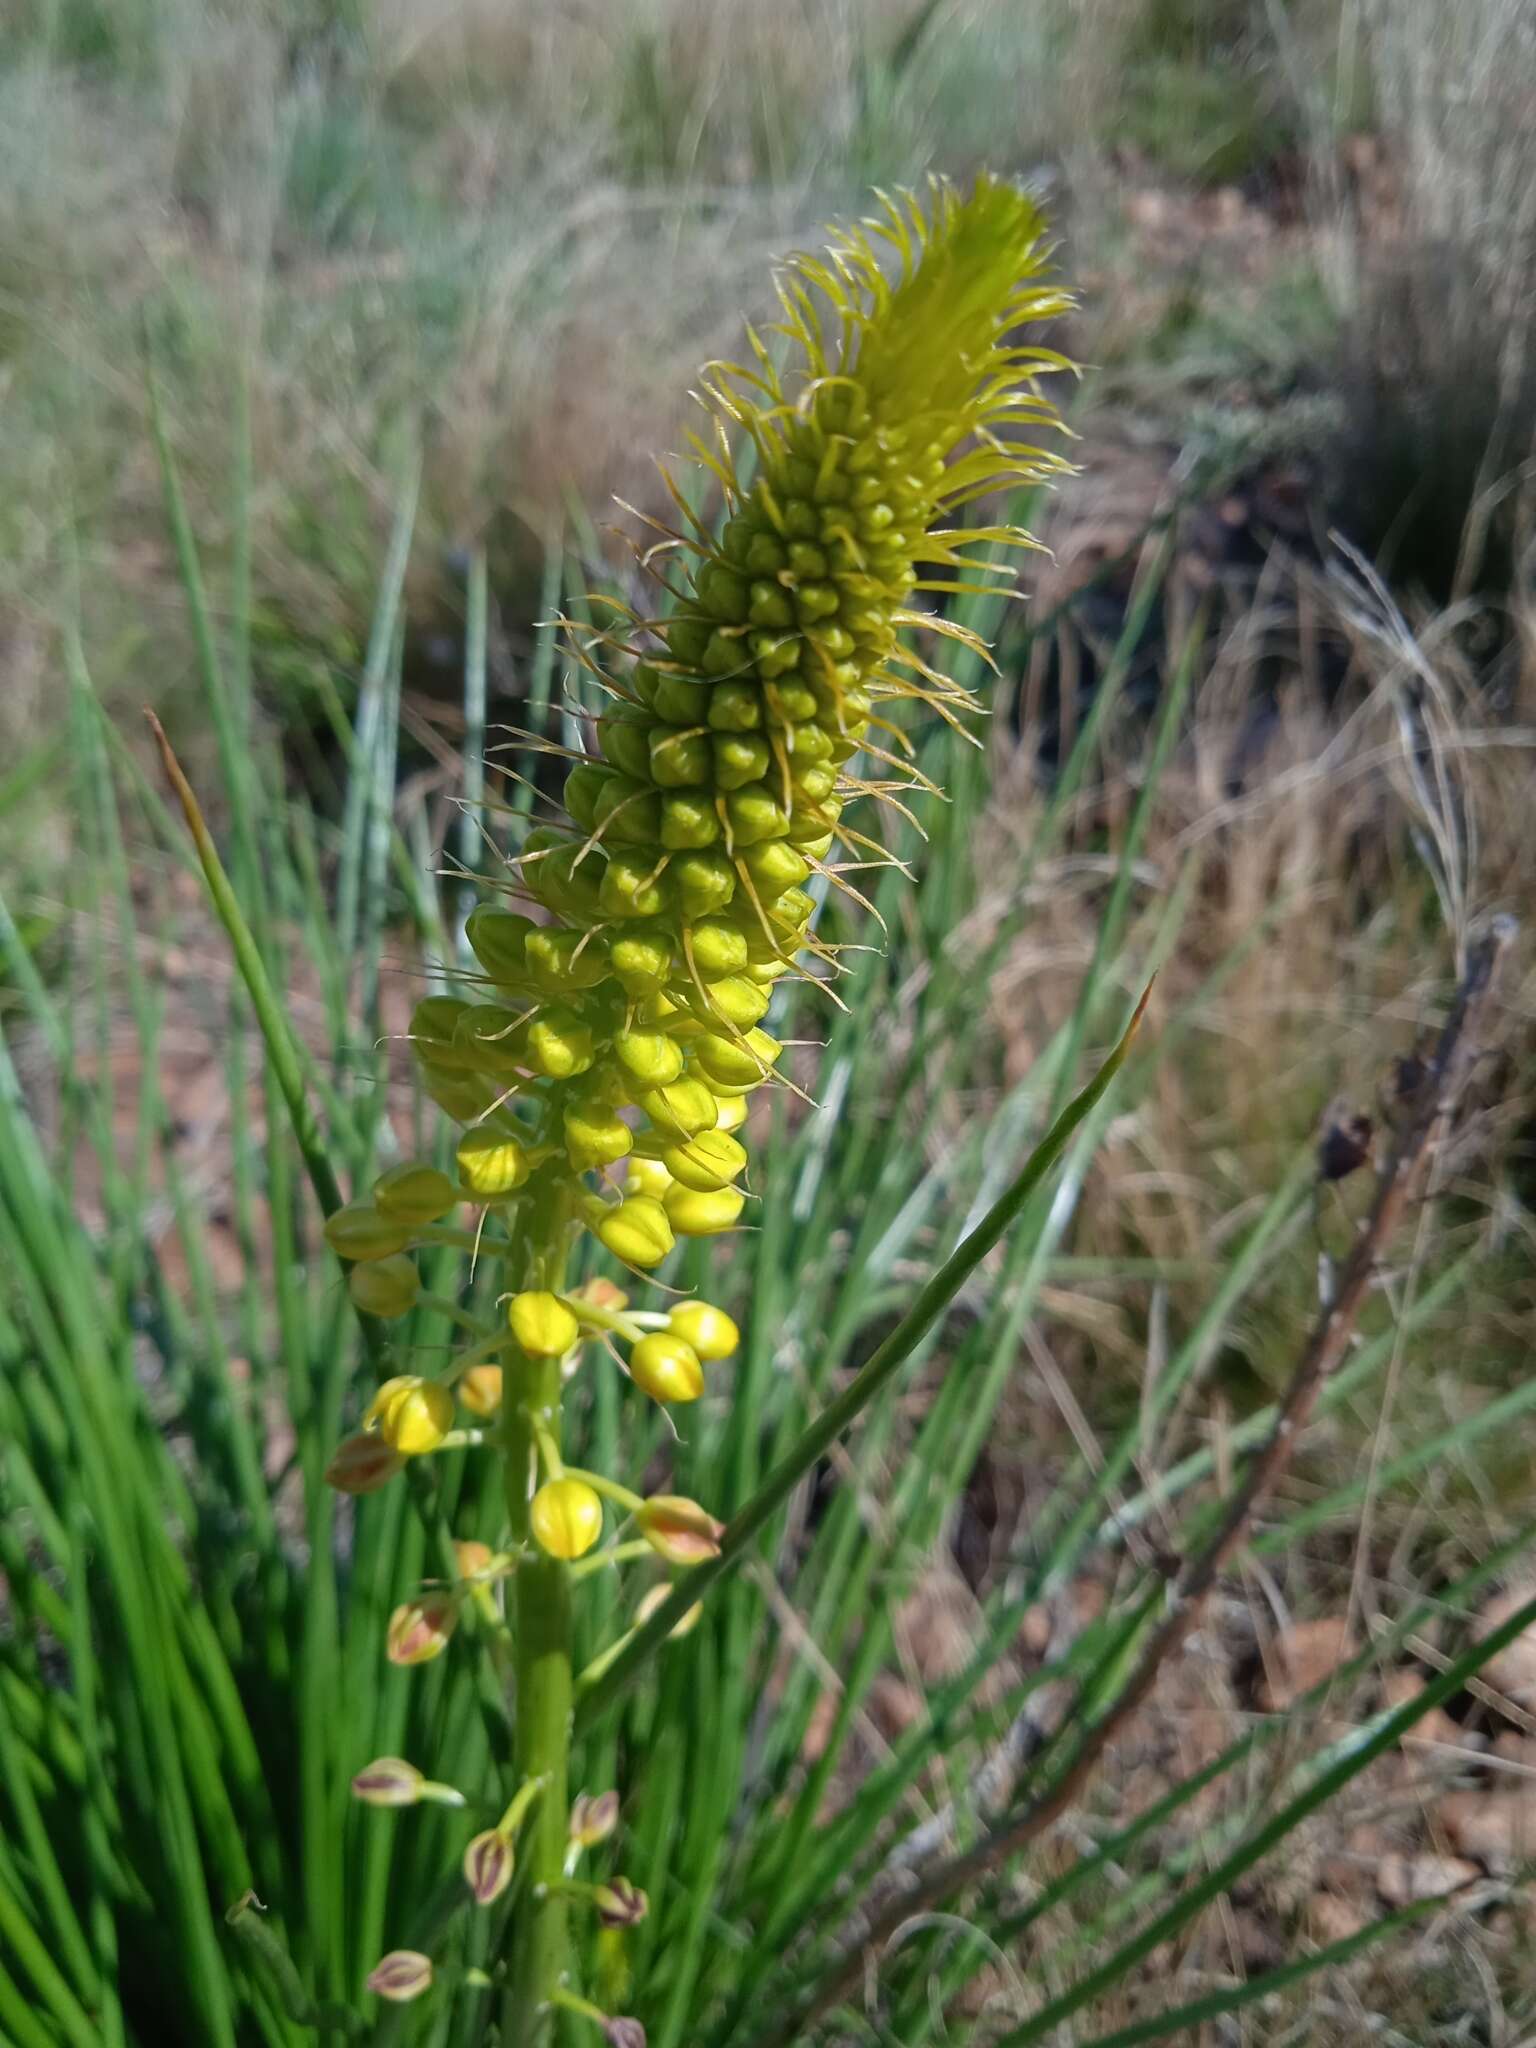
[503,1183,577,2044]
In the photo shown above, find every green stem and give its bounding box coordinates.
[502,1186,576,2046]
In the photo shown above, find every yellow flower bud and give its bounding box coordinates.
[636,1495,724,1566]
[508,1289,580,1358]
[714,1092,749,1134]
[627,1333,704,1404]
[636,1583,703,1638]
[614,1028,686,1088]
[372,1162,457,1226]
[595,1195,675,1268]
[624,1156,673,1200]
[694,1028,781,1091]
[666,1300,739,1361]
[386,1594,457,1666]
[325,1432,406,1495]
[660,1128,746,1192]
[564,1098,634,1172]
[635,1077,718,1139]
[456,1128,531,1198]
[663,1184,746,1237]
[531,1478,605,1560]
[324,1203,411,1262]
[457,1364,503,1418]
[347,1254,421,1319]
[365,1376,455,1456]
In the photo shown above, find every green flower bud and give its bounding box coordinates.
[508,1290,580,1358]
[524,926,610,994]
[628,1332,704,1403]
[707,680,762,731]
[740,841,810,898]
[598,712,655,781]
[659,792,721,850]
[609,926,674,995]
[465,906,535,985]
[348,1254,421,1319]
[660,1128,746,1192]
[456,1129,531,1198]
[687,917,749,978]
[712,733,771,789]
[594,776,662,847]
[613,1028,684,1089]
[649,725,710,787]
[600,849,669,920]
[699,976,771,1029]
[672,849,736,918]
[324,1204,411,1262]
[694,1027,781,1090]
[651,672,712,723]
[635,1077,718,1138]
[525,1009,596,1080]
[373,1162,458,1226]
[664,1183,746,1236]
[564,1098,635,1172]
[594,1194,675,1267]
[564,762,613,831]
[410,996,475,1068]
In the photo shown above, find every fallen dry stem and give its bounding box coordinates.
[768,912,1518,2044]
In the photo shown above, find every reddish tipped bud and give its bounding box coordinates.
[457,1363,503,1418]
[386,1594,457,1667]
[637,1495,724,1567]
[350,1757,424,1808]
[605,2021,647,2048]
[366,1951,433,2002]
[594,1877,648,1928]
[569,1789,621,1848]
[463,1828,515,1906]
[325,1432,405,1496]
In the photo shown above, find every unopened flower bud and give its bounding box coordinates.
[564,1098,635,1171]
[386,1594,457,1666]
[508,1290,580,1358]
[364,1376,455,1456]
[634,1077,718,1139]
[325,1432,406,1495]
[463,1828,515,1906]
[372,1162,458,1226]
[531,1478,604,1560]
[636,1584,703,1638]
[636,1495,724,1566]
[347,1254,421,1319]
[605,2020,647,2048]
[594,1196,675,1268]
[714,1092,748,1134]
[666,1300,739,1361]
[660,1129,746,1192]
[594,1877,648,1928]
[624,1157,673,1200]
[613,1029,685,1088]
[455,1128,532,1199]
[663,1183,746,1237]
[457,1364,503,1418]
[569,1790,621,1848]
[366,1951,433,2003]
[570,1277,629,1314]
[350,1757,425,1807]
[627,1333,704,1404]
[454,1540,495,1581]
[324,1203,411,1262]
[694,1028,780,1091]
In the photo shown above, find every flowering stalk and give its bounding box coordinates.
[307,175,1068,2042]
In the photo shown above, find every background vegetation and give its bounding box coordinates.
[3,2,1536,2043]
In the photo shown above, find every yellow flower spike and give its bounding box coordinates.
[659,1128,746,1192]
[531,1478,605,1560]
[508,1289,581,1358]
[594,1196,675,1269]
[663,1184,746,1237]
[636,1495,725,1566]
[457,1364,504,1419]
[323,1203,411,1262]
[324,1432,406,1495]
[347,1253,421,1320]
[636,1583,703,1639]
[386,1594,457,1666]
[372,1162,458,1226]
[627,1333,704,1405]
[666,1301,739,1362]
[455,1127,531,1199]
[364,1376,455,1456]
